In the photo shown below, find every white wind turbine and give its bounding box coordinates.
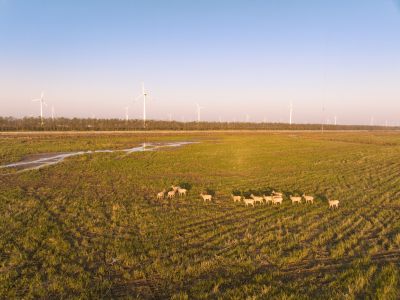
[32,91,47,126]
[289,102,293,125]
[196,103,203,122]
[51,105,55,120]
[125,106,129,121]
[134,82,150,128]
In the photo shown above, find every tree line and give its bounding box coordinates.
[0,117,396,131]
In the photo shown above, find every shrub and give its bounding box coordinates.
[292,190,302,197]
[262,187,273,195]
[249,189,262,196]
[205,188,215,196]
[179,182,192,190]
[231,189,241,196]
[242,191,252,198]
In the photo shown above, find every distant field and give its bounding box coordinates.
[1,131,399,298]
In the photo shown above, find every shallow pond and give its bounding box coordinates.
[0,141,195,173]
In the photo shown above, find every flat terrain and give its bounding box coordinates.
[1,131,399,299]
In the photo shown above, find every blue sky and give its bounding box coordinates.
[1,0,400,124]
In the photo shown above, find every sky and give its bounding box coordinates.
[0,0,400,125]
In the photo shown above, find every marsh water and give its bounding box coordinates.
[0,141,195,172]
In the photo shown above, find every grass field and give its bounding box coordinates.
[1,131,399,299]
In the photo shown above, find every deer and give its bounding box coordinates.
[290,195,302,204]
[167,190,176,199]
[263,195,273,204]
[243,198,255,207]
[303,194,314,204]
[157,189,166,200]
[231,194,242,202]
[171,185,180,192]
[200,193,212,202]
[272,196,283,205]
[251,194,264,205]
[178,188,187,197]
[272,191,283,197]
[329,200,340,209]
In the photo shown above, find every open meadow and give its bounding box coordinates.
[0,131,399,299]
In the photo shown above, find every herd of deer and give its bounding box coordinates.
[232,191,340,208]
[156,187,340,209]
[157,185,188,199]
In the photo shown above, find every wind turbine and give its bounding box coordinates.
[134,82,150,128]
[196,103,203,122]
[289,102,293,125]
[32,91,46,126]
[51,105,55,120]
[125,106,129,121]
[334,115,337,126]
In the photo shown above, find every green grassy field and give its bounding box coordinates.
[1,131,399,299]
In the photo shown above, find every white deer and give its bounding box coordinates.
[303,194,314,204]
[290,196,302,204]
[200,193,212,202]
[178,188,187,197]
[272,191,283,197]
[263,195,273,204]
[157,189,165,200]
[167,190,176,199]
[243,198,255,207]
[251,194,264,205]
[272,196,283,205]
[231,194,242,202]
[329,200,340,209]
[171,185,180,192]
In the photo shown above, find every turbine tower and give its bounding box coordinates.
[125,106,129,121]
[134,82,149,128]
[142,83,147,128]
[289,102,293,125]
[334,115,337,126]
[32,91,46,126]
[51,105,55,120]
[196,103,203,122]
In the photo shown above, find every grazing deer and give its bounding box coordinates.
[167,190,176,199]
[178,188,187,197]
[272,196,283,205]
[303,194,314,204]
[290,196,302,204]
[250,194,264,205]
[263,195,273,204]
[231,194,242,202]
[329,200,339,209]
[243,198,255,207]
[200,193,212,202]
[171,185,180,192]
[272,191,283,197]
[157,189,165,200]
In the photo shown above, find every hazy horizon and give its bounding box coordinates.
[1,0,400,126]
